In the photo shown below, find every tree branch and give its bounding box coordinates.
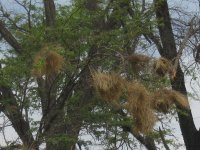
[173,17,198,77]
[153,0,200,149]
[0,2,29,33]
[117,109,156,150]
[0,20,22,54]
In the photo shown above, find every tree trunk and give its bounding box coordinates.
[154,0,200,149]
[43,0,56,27]
[45,109,67,150]
[41,1,71,149]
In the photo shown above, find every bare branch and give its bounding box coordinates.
[0,2,29,32]
[13,0,33,29]
[14,0,29,12]
[147,32,163,52]
[173,17,198,77]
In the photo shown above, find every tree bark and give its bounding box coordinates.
[45,109,67,150]
[154,0,200,149]
[41,1,70,149]
[43,0,56,27]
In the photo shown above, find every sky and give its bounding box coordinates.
[0,0,200,150]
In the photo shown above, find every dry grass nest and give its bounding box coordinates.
[127,54,151,72]
[133,108,156,134]
[125,80,156,134]
[91,70,189,134]
[151,89,189,113]
[125,80,150,112]
[91,71,125,105]
[154,57,176,78]
[32,49,64,77]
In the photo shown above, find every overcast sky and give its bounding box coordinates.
[0,0,200,150]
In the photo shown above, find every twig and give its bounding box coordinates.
[173,16,198,77]
[159,127,170,150]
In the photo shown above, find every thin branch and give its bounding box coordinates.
[159,127,170,150]
[2,115,9,146]
[147,32,163,52]
[14,0,29,12]
[173,17,198,76]
[13,0,33,29]
[0,2,29,33]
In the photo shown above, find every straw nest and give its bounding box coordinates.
[133,108,156,134]
[91,71,125,104]
[125,81,156,134]
[45,51,64,75]
[152,89,189,113]
[127,54,151,72]
[154,57,175,78]
[32,49,64,77]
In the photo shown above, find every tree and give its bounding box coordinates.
[152,1,200,150]
[0,0,199,150]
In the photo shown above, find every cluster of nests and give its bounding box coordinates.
[91,54,189,134]
[31,45,65,77]
[31,48,188,134]
[127,54,176,79]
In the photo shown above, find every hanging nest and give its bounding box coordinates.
[32,49,64,77]
[154,57,175,78]
[125,81,156,134]
[125,80,150,112]
[91,71,125,105]
[133,108,156,134]
[45,51,64,75]
[127,54,151,72]
[152,89,189,113]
